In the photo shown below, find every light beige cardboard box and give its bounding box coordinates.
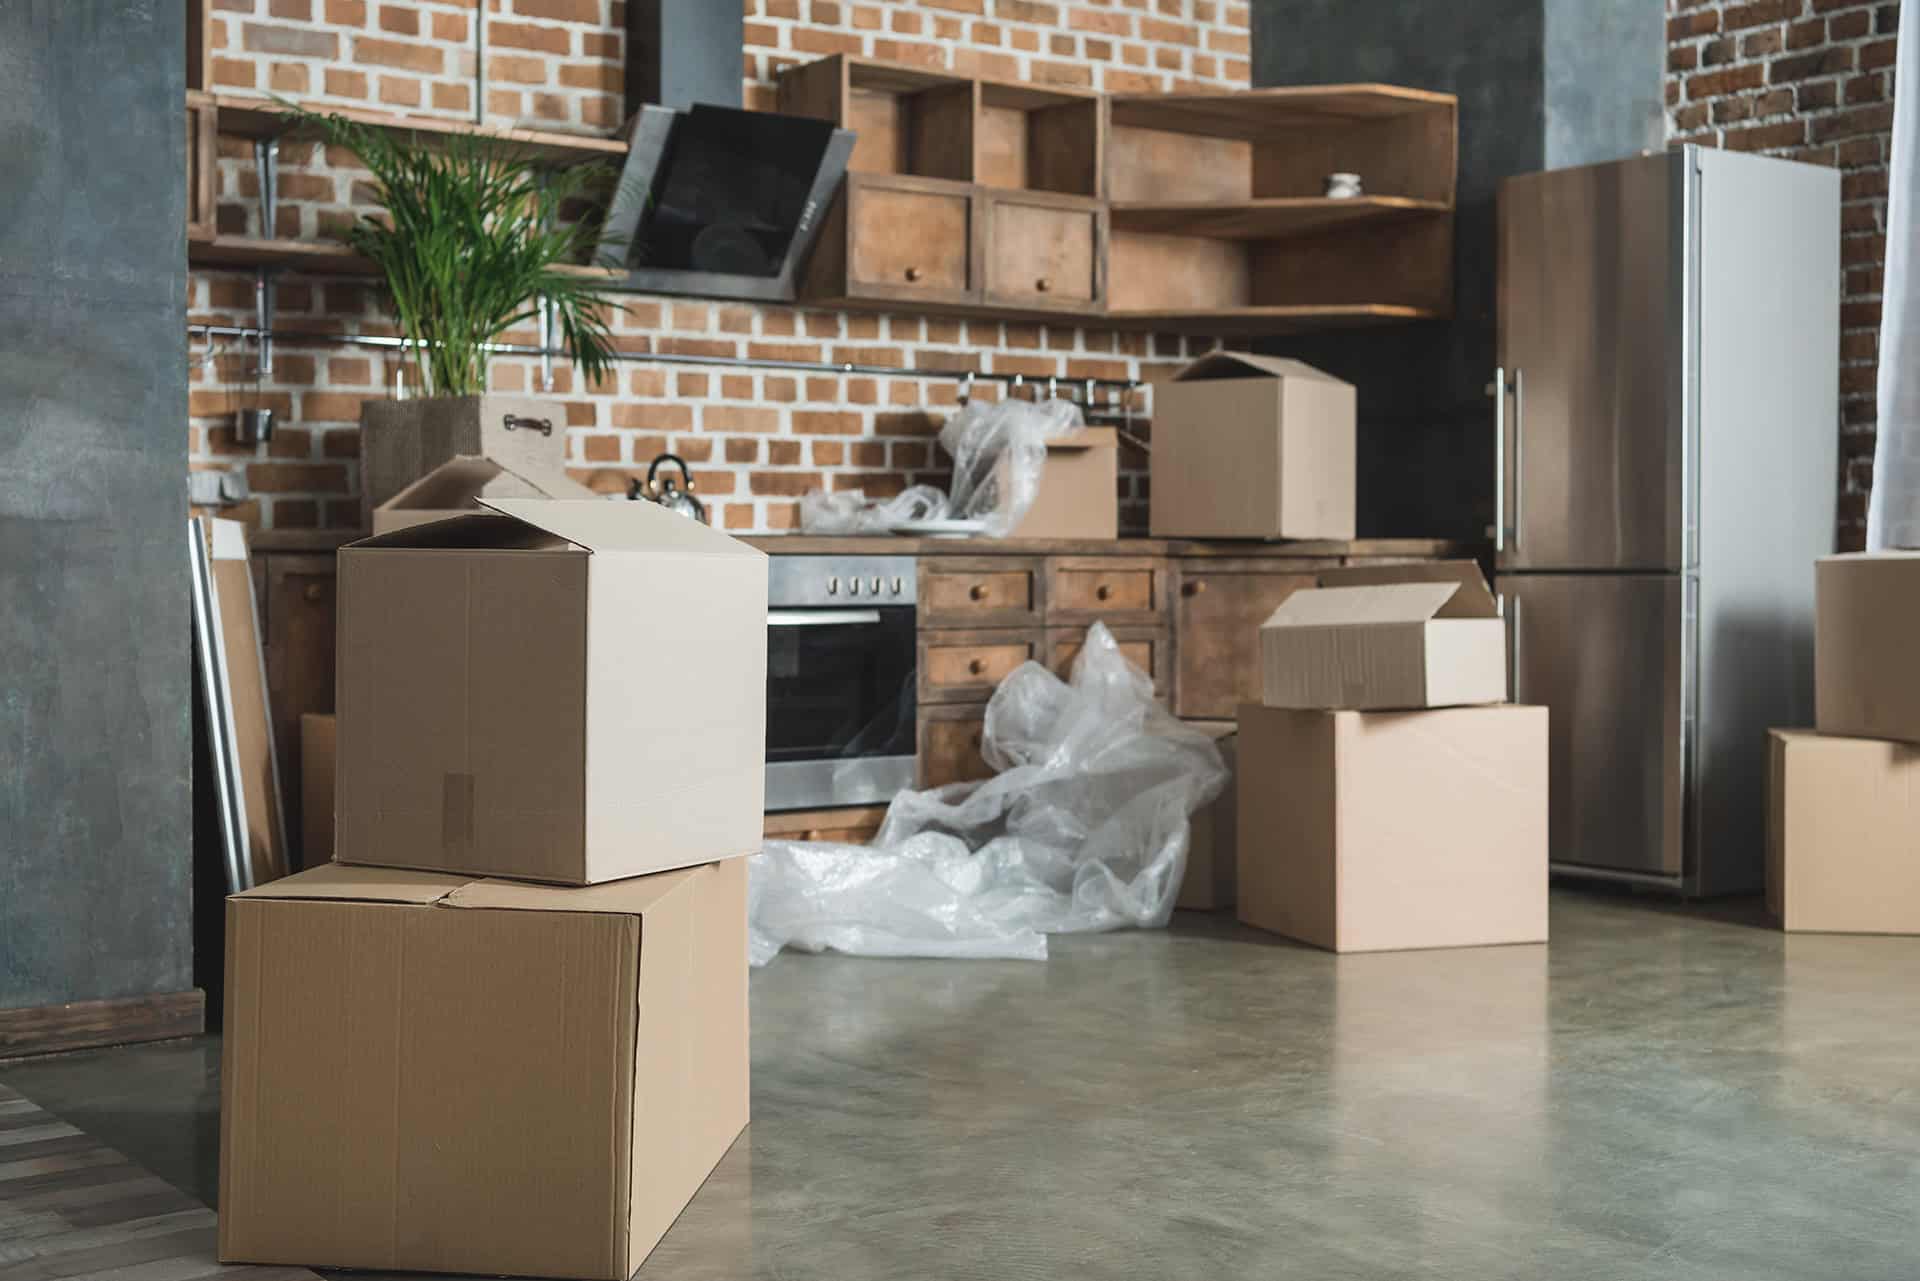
[372,453,598,535]
[1008,428,1119,540]
[1178,721,1238,910]
[1237,702,1548,952]
[1766,729,1920,933]
[336,498,767,885]
[1260,561,1506,710]
[1816,552,1920,742]
[1149,351,1355,541]
[219,859,747,1281]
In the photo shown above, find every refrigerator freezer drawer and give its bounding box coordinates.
[1499,573,1685,879]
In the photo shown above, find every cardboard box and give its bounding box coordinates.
[1237,703,1548,952]
[360,393,568,533]
[1816,552,1920,742]
[1008,428,1119,540]
[372,453,598,535]
[1766,729,1920,933]
[1260,562,1506,710]
[1178,722,1238,910]
[219,859,747,1280]
[1149,351,1355,541]
[298,712,335,870]
[336,498,768,885]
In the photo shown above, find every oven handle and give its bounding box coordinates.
[767,609,885,627]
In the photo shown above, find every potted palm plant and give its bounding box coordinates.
[304,112,629,529]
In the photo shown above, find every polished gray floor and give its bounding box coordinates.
[6,890,1920,1280]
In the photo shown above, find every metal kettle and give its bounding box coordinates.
[629,453,707,524]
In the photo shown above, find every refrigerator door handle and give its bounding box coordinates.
[1488,367,1507,552]
[1501,592,1521,701]
[1510,367,1525,557]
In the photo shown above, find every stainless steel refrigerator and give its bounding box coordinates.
[1493,146,1839,896]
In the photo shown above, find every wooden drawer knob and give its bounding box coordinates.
[1035,277,1051,293]
[970,732,983,751]
[1182,580,1206,597]
[304,583,325,603]
[1095,584,1112,602]
[969,658,987,676]
[969,583,987,601]
[905,266,922,282]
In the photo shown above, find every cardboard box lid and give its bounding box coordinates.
[1265,580,1471,629]
[378,454,596,516]
[480,497,766,559]
[1168,350,1350,385]
[233,860,704,917]
[1044,427,1117,452]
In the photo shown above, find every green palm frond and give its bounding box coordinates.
[298,109,627,398]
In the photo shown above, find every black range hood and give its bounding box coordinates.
[594,104,853,304]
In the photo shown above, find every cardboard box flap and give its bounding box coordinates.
[1043,427,1117,452]
[379,454,596,514]
[442,864,706,918]
[350,512,576,551]
[232,861,469,904]
[1169,350,1347,384]
[1266,581,1463,629]
[1316,560,1499,619]
[478,498,766,559]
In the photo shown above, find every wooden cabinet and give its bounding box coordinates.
[1045,556,1166,624]
[919,628,1045,704]
[984,193,1105,310]
[1171,558,1332,719]
[919,557,1044,627]
[834,175,980,307]
[764,805,888,845]
[919,704,992,788]
[1046,624,1170,693]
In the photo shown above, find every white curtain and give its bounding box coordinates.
[1868,1,1920,548]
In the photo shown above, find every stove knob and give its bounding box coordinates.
[892,576,904,595]
[827,576,839,595]
[870,576,882,595]
[849,579,862,596]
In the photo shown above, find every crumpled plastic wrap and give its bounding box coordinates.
[748,622,1229,964]
[797,396,1083,537]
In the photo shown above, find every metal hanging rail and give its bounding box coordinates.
[185,321,1143,402]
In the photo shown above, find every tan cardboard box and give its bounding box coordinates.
[1259,562,1506,710]
[1008,428,1119,540]
[1178,722,1237,910]
[371,453,598,535]
[1237,703,1548,953]
[1816,552,1920,742]
[1766,729,1920,933]
[298,712,335,870]
[1149,351,1355,540]
[218,859,747,1280]
[336,498,768,885]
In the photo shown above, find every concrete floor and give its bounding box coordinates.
[7,889,1920,1280]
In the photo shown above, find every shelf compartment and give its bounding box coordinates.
[199,92,627,165]
[977,81,1103,197]
[778,55,976,182]
[189,234,372,275]
[983,191,1105,311]
[1107,83,1458,207]
[1110,196,1447,240]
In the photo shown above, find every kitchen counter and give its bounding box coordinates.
[744,535,1475,558]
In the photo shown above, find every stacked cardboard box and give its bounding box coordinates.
[219,498,769,1280]
[1766,554,1920,934]
[1235,562,1550,953]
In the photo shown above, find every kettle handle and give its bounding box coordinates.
[646,452,696,495]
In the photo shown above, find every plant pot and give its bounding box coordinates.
[359,394,566,533]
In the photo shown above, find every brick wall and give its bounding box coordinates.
[191,1,1254,535]
[1668,0,1899,550]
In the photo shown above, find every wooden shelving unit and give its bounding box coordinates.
[776,56,1457,336]
[203,93,628,165]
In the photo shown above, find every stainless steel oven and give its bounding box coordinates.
[765,555,917,811]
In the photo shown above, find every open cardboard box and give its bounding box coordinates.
[1007,427,1119,540]
[219,859,747,1280]
[372,453,598,535]
[1767,729,1920,933]
[336,498,767,885]
[1260,561,1506,710]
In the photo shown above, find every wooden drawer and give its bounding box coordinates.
[919,704,992,789]
[1046,624,1170,693]
[1044,556,1167,624]
[920,557,1044,627]
[764,805,887,845]
[1172,558,1334,719]
[919,627,1044,704]
[985,193,1104,308]
[846,176,977,303]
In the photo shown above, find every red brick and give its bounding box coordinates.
[1688,65,1766,98]
[489,53,549,84]
[1723,0,1798,30]
[703,405,781,433]
[249,462,350,492]
[792,411,864,435]
[767,440,803,466]
[379,4,421,35]
[355,35,443,72]
[1811,102,1895,142]
[559,62,622,90]
[612,403,694,431]
[432,81,472,112]
[432,11,469,41]
[491,19,571,53]
[725,439,761,463]
[212,57,257,88]
[270,62,311,93]
[513,0,600,22]
[750,471,824,496]
[379,75,422,106]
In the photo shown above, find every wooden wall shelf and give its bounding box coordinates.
[194,91,627,165]
[778,56,1458,336]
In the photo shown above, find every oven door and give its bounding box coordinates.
[765,605,918,811]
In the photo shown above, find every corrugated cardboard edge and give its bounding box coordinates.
[1264,581,1463,628]
[1168,350,1350,384]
